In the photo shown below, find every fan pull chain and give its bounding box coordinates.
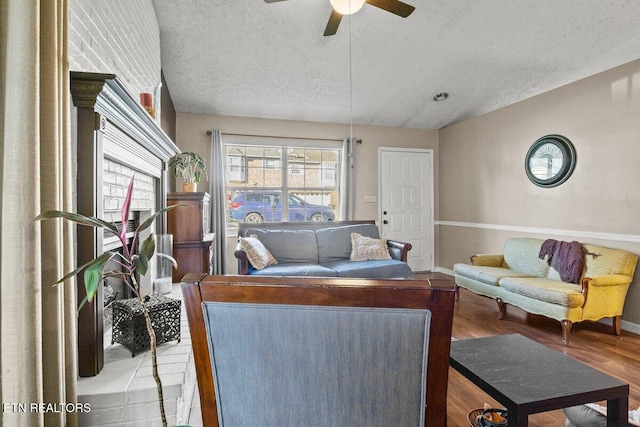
[348,10,353,141]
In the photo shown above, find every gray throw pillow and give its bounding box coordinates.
[563,405,607,427]
[316,224,380,263]
[563,404,640,427]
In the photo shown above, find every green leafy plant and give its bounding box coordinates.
[35,177,177,427]
[168,151,208,184]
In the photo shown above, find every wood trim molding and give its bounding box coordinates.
[70,72,181,377]
[436,220,640,244]
[71,72,180,161]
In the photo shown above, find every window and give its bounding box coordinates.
[226,152,245,182]
[265,159,280,169]
[322,161,337,186]
[288,164,304,176]
[224,136,341,228]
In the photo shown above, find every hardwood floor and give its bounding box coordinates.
[422,273,640,426]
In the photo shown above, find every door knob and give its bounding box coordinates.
[383,211,388,215]
[383,220,388,224]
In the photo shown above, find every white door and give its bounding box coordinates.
[379,148,433,272]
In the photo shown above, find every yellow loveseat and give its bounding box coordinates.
[454,238,638,344]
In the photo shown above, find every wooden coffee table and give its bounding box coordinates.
[449,334,629,426]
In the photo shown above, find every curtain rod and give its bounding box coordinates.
[205,130,361,144]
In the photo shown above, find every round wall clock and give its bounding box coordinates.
[525,134,576,188]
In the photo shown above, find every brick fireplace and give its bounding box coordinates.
[70,72,180,377]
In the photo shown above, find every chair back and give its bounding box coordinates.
[182,275,455,427]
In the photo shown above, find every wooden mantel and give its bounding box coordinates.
[70,72,180,377]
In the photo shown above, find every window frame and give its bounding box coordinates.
[223,135,342,230]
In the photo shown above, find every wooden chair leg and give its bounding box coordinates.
[561,320,572,346]
[496,298,506,320]
[613,315,622,336]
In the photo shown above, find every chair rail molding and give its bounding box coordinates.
[436,221,640,244]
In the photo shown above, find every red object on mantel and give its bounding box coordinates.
[139,92,153,107]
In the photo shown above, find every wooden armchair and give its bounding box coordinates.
[181,275,456,426]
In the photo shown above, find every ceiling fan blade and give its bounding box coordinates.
[324,9,343,36]
[366,0,415,17]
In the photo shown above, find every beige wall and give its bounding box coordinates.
[439,58,640,326]
[175,113,438,271]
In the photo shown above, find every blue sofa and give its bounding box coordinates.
[234,220,413,278]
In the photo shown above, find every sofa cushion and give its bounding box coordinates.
[250,263,338,277]
[322,259,412,279]
[316,224,380,263]
[238,235,278,270]
[453,263,534,286]
[503,238,550,277]
[243,228,318,263]
[499,277,585,308]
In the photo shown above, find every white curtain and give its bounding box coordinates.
[1,0,77,426]
[339,137,356,220]
[208,130,228,274]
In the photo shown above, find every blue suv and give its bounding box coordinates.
[228,191,335,223]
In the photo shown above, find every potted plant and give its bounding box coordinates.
[169,151,208,192]
[35,177,179,427]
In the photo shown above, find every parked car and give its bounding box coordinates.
[228,191,335,223]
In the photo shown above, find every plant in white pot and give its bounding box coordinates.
[169,151,208,192]
[35,177,179,427]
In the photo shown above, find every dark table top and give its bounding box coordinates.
[449,334,628,413]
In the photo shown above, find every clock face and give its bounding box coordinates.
[528,142,564,180]
[525,135,576,188]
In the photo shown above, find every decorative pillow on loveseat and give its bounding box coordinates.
[238,235,278,270]
[316,223,381,263]
[350,233,391,262]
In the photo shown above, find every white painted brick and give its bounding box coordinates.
[104,198,119,211]
[121,402,160,421]
[126,387,158,405]
[141,352,189,366]
[82,392,126,411]
[69,0,161,97]
[78,406,124,425]
[102,171,116,184]
[121,165,134,178]
[125,396,179,418]
[116,174,130,186]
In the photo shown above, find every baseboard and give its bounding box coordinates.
[621,320,640,335]
[434,266,640,336]
[434,266,454,277]
[598,317,640,336]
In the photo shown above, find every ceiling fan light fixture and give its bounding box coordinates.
[330,0,366,15]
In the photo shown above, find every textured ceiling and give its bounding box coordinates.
[152,0,640,129]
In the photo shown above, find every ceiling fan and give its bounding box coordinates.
[264,0,415,36]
